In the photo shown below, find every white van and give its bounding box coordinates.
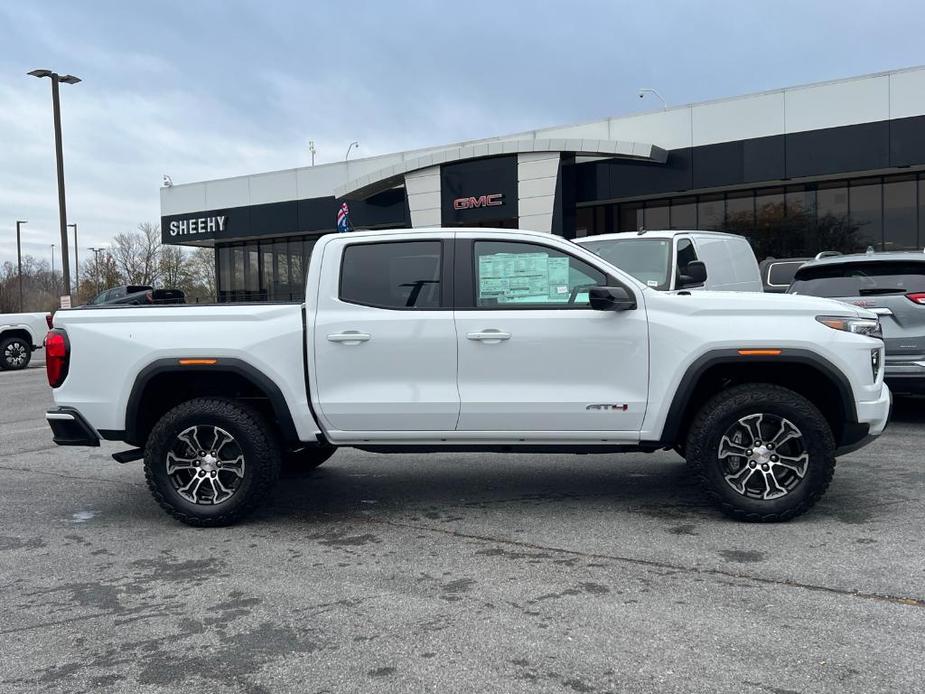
[574,230,763,292]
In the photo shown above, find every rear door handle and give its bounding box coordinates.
[466,329,511,343]
[327,331,371,344]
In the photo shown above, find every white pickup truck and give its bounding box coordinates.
[44,228,891,526]
[1,312,50,370]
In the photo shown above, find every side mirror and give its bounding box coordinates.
[678,260,707,288]
[589,286,637,311]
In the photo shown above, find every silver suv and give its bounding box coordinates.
[789,251,925,393]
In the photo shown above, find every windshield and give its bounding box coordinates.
[579,238,672,289]
[789,260,925,298]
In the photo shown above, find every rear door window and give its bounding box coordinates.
[340,241,443,309]
[789,261,925,297]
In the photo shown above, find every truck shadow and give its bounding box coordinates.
[266,454,715,523]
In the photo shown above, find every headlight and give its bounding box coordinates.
[816,315,883,339]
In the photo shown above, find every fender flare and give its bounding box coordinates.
[653,348,858,446]
[124,357,300,446]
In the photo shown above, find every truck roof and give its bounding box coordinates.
[573,230,748,243]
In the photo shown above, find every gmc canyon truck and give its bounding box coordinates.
[44,228,891,526]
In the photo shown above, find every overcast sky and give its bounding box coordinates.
[1,0,924,269]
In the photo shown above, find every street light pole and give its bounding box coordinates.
[89,247,102,295]
[68,223,78,296]
[15,220,27,312]
[28,69,81,301]
[51,244,56,293]
[345,141,359,161]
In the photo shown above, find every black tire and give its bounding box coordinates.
[144,397,281,527]
[0,336,32,371]
[685,383,836,522]
[282,445,336,477]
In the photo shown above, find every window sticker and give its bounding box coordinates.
[478,253,572,304]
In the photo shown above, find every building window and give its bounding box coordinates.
[697,194,724,230]
[619,202,643,232]
[725,191,755,233]
[644,200,669,230]
[670,197,697,229]
[883,175,917,251]
[849,178,883,251]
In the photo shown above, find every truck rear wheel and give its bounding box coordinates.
[0,336,31,370]
[144,397,281,527]
[685,384,836,522]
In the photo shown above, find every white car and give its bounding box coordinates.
[575,229,763,292]
[0,312,50,370]
[44,228,890,526]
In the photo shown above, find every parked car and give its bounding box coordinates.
[789,251,925,393]
[88,285,152,305]
[574,230,762,292]
[87,286,186,306]
[759,257,812,293]
[0,312,50,370]
[45,227,889,526]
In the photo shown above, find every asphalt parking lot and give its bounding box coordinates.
[1,365,923,693]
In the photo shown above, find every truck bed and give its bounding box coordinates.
[51,303,316,440]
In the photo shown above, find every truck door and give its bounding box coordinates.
[453,237,649,433]
[312,237,459,432]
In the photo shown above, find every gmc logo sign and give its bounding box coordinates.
[453,193,503,210]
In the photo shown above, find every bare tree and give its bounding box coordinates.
[111,223,163,285]
[159,245,190,289]
[187,247,216,301]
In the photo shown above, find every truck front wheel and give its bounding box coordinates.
[144,398,281,527]
[685,384,836,522]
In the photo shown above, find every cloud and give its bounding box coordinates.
[3,0,925,270]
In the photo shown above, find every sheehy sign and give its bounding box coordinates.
[453,193,503,210]
[168,215,226,237]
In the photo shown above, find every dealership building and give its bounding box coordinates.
[161,65,925,301]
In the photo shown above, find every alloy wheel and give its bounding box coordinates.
[166,425,246,505]
[717,413,809,500]
[4,341,27,368]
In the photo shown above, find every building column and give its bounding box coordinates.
[405,166,441,227]
[517,152,560,233]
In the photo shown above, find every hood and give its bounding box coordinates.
[648,289,873,319]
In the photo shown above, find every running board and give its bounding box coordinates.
[112,448,144,464]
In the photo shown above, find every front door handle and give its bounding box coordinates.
[466,329,511,343]
[327,331,371,345]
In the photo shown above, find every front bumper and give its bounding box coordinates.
[837,382,892,456]
[46,407,100,447]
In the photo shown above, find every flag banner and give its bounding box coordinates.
[337,202,353,233]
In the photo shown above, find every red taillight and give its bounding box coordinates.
[906,292,925,305]
[45,329,70,388]
[45,313,53,329]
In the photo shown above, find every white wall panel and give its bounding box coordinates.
[606,108,693,150]
[785,75,889,133]
[692,92,785,146]
[889,68,925,119]
[535,121,609,141]
[160,184,207,215]
[248,170,298,205]
[204,177,249,210]
[518,213,554,233]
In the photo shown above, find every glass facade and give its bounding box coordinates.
[216,235,320,302]
[575,173,925,260]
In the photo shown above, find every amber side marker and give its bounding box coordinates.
[737,349,782,356]
[178,358,218,366]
